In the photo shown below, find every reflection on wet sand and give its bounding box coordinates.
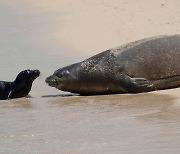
[46,92,174,107]
[42,93,78,98]
[1,90,180,153]
[0,98,33,109]
[45,92,180,125]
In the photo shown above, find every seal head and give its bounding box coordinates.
[46,63,87,93]
[45,58,127,95]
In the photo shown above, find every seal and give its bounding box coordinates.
[0,69,40,100]
[46,34,180,95]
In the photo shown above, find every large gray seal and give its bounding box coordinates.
[46,34,180,95]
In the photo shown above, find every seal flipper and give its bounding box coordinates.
[117,75,156,93]
[7,90,14,100]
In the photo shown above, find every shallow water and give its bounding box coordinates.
[0,1,180,154]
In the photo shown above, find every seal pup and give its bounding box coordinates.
[46,34,180,95]
[0,69,40,100]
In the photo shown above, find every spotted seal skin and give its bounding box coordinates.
[0,69,40,100]
[46,34,180,95]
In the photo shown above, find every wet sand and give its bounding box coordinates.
[0,0,180,153]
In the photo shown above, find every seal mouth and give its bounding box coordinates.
[45,75,62,87]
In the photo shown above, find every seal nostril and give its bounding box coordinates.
[34,69,40,74]
[33,70,40,76]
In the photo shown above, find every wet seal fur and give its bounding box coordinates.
[46,34,180,95]
[0,69,40,100]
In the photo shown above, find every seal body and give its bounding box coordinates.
[46,35,180,95]
[0,69,40,100]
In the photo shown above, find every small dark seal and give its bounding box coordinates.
[46,35,180,95]
[0,69,40,100]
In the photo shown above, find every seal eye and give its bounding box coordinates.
[65,70,70,75]
[57,70,70,78]
[57,73,63,78]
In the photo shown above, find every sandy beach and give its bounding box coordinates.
[0,0,180,153]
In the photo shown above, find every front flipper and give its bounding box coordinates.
[7,90,14,100]
[117,75,156,93]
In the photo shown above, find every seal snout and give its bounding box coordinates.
[45,75,62,87]
[30,69,40,80]
[32,69,40,77]
[33,69,40,75]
